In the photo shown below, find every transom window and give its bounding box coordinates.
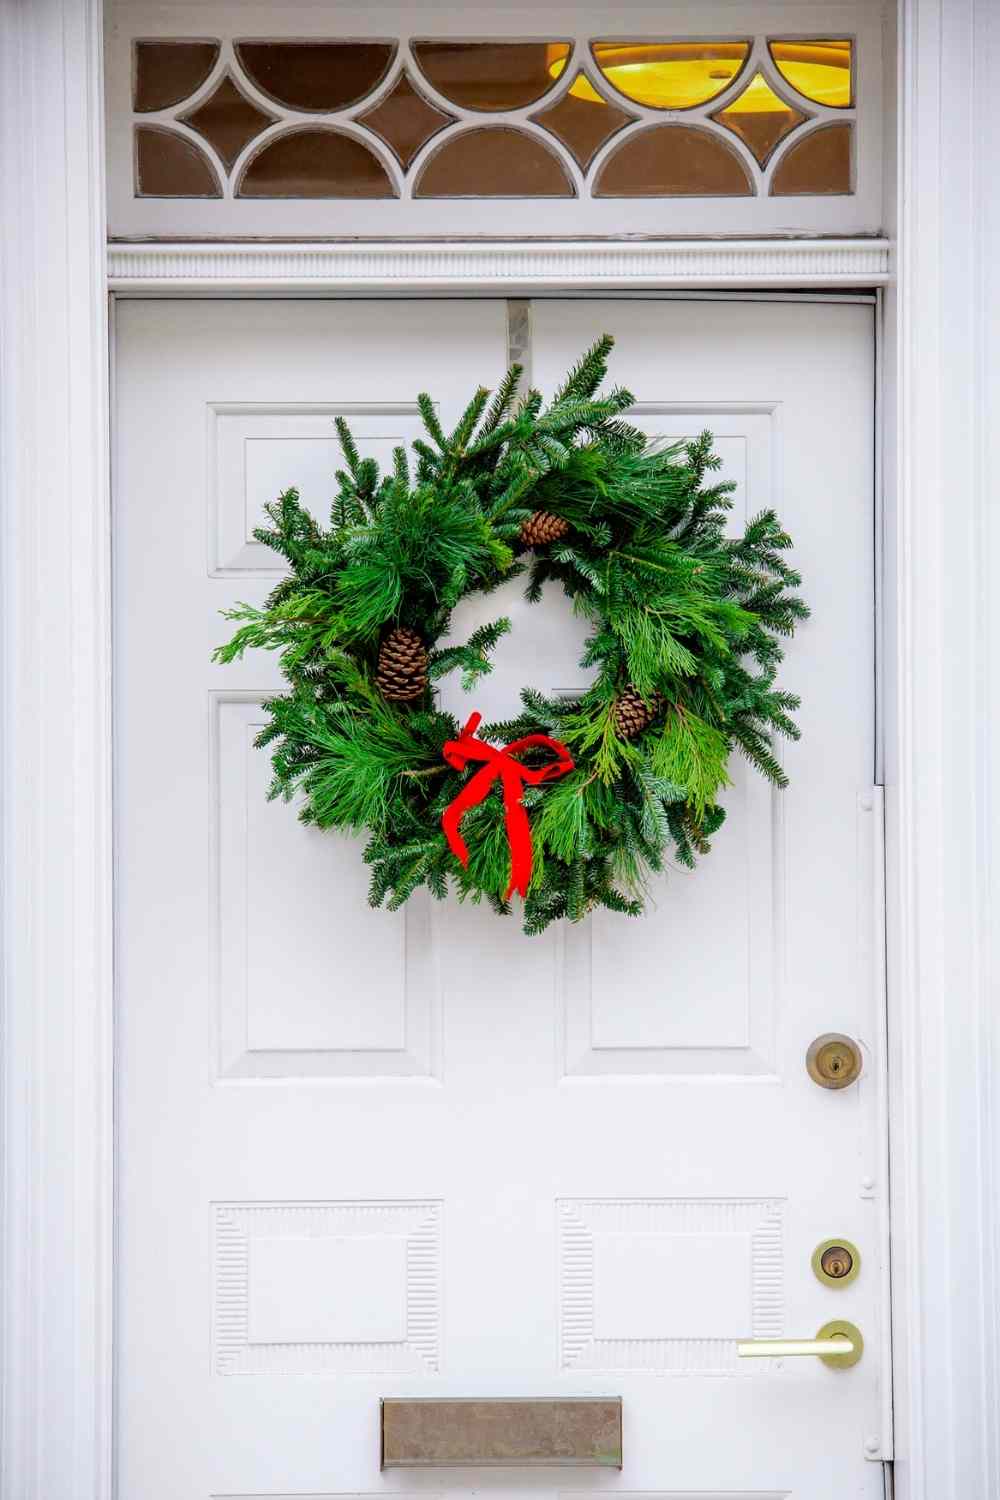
[130,35,856,201]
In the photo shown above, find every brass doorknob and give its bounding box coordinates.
[806,1033,863,1089]
[737,1320,863,1369]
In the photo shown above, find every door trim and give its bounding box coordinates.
[105,238,892,295]
[3,2,1000,1500]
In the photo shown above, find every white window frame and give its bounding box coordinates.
[2,3,998,1499]
[103,0,885,241]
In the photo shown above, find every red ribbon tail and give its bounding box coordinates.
[441,761,497,871]
[502,767,534,900]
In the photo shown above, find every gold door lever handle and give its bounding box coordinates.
[737,1320,863,1369]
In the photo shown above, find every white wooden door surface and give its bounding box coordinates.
[115,297,882,1499]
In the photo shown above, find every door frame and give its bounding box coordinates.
[3,3,999,1499]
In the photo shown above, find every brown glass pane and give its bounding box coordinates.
[594,124,752,196]
[237,128,396,197]
[591,41,749,109]
[414,127,573,197]
[770,122,852,194]
[769,40,853,107]
[133,40,219,112]
[178,73,276,171]
[711,72,806,166]
[412,42,570,111]
[530,74,635,171]
[356,72,455,170]
[135,125,222,196]
[235,42,396,112]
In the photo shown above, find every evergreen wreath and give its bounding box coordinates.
[214,336,808,934]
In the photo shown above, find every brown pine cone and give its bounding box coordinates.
[376,626,428,702]
[613,685,664,740]
[519,510,570,547]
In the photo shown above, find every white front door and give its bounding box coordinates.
[115,296,883,1498]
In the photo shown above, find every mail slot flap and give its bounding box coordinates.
[380,1397,623,1469]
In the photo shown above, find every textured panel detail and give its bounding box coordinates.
[558,1199,784,1374]
[107,239,891,289]
[213,1202,441,1375]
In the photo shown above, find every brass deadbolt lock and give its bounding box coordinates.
[812,1237,861,1288]
[806,1033,863,1089]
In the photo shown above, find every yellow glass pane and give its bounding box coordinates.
[588,41,750,110]
[769,40,853,108]
[711,72,806,166]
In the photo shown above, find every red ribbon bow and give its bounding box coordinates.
[441,712,575,900]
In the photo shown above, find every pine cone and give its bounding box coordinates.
[376,626,428,703]
[613,685,664,740]
[520,510,570,547]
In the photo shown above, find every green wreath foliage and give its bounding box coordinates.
[214,337,808,934]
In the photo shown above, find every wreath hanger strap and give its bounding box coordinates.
[441,712,575,900]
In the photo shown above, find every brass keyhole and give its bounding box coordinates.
[812,1237,861,1287]
[806,1033,863,1089]
[820,1245,853,1279]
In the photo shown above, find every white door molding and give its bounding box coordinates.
[885,2,1000,1498]
[2,1,1000,1498]
[0,3,113,1500]
[106,238,892,293]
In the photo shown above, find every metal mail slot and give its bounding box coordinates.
[380,1397,623,1469]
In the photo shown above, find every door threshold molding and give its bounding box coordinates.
[107,237,892,294]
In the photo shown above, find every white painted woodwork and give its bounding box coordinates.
[885,3,1000,1498]
[115,297,881,1498]
[107,239,893,293]
[105,0,885,240]
[0,3,114,1500]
